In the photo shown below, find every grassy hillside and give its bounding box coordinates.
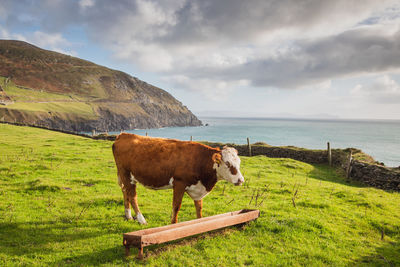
[0,40,202,131]
[0,124,399,266]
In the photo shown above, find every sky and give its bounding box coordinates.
[1,0,400,120]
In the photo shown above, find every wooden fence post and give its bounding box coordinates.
[190,136,193,141]
[346,150,353,179]
[247,137,252,157]
[327,142,332,166]
[145,132,148,136]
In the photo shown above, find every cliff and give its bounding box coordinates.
[0,40,202,131]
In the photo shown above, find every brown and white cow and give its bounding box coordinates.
[112,133,244,224]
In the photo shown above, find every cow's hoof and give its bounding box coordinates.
[125,209,133,220]
[136,213,147,224]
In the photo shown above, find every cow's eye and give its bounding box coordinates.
[225,161,231,168]
[229,166,238,175]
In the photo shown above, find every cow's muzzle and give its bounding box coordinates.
[234,180,243,186]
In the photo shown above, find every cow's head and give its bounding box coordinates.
[213,146,244,186]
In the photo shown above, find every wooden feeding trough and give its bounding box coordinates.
[123,209,260,259]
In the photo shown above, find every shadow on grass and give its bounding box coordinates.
[352,240,400,266]
[0,220,103,255]
[57,245,125,265]
[0,218,131,265]
[308,164,366,188]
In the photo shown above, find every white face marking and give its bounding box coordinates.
[136,212,147,224]
[214,147,244,185]
[185,180,210,201]
[125,208,133,220]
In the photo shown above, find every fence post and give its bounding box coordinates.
[190,136,193,141]
[247,137,252,157]
[346,150,353,179]
[145,132,148,136]
[327,142,332,166]
[92,129,96,136]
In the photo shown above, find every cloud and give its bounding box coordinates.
[0,25,77,56]
[28,31,77,56]
[0,26,26,41]
[75,0,400,94]
[163,74,250,101]
[223,27,400,88]
[351,75,400,103]
[1,0,400,98]
[30,31,70,48]
[79,0,95,10]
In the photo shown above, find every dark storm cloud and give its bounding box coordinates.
[1,0,385,42]
[78,0,387,47]
[155,0,373,44]
[223,28,400,88]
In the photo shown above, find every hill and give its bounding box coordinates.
[0,40,201,131]
[0,124,399,265]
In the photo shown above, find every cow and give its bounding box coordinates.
[112,133,244,224]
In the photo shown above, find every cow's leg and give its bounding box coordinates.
[123,188,133,220]
[129,183,147,224]
[118,168,134,220]
[171,181,186,224]
[194,199,203,218]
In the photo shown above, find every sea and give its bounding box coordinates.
[110,117,400,167]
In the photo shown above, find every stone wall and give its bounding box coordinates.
[350,160,400,191]
[204,142,399,192]
[203,142,349,166]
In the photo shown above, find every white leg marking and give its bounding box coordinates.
[125,208,133,220]
[130,173,138,185]
[136,213,147,224]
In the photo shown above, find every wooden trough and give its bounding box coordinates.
[123,209,260,259]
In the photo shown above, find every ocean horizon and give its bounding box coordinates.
[110,117,400,167]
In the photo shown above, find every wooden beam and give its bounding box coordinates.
[247,138,252,156]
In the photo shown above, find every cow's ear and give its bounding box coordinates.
[212,153,222,165]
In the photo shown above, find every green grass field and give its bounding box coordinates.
[0,124,399,266]
[0,76,98,120]
[1,76,74,102]
[0,102,96,118]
